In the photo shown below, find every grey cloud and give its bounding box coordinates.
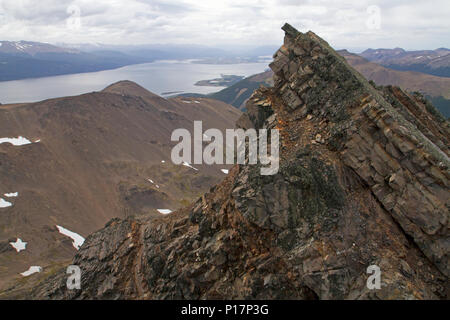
[1,0,69,22]
[135,0,195,14]
[0,0,448,50]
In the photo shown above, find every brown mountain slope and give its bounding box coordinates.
[30,24,449,300]
[0,81,241,294]
[339,50,450,99]
[360,48,450,77]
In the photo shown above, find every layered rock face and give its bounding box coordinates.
[31,24,449,300]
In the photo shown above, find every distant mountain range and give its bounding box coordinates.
[0,40,80,56]
[58,42,280,60]
[339,50,450,98]
[360,47,450,77]
[0,40,278,82]
[0,41,155,81]
[1,40,449,86]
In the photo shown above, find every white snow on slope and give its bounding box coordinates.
[20,266,42,277]
[0,136,33,146]
[147,179,160,188]
[56,225,85,250]
[157,209,172,215]
[182,161,199,171]
[0,198,12,208]
[4,192,18,197]
[13,42,32,52]
[221,169,229,174]
[10,238,27,252]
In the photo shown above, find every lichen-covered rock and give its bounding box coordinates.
[31,24,449,300]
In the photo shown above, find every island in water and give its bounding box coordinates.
[195,74,244,87]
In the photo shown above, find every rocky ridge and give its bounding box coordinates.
[30,24,449,300]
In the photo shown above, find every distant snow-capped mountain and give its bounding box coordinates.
[0,41,154,81]
[0,40,80,56]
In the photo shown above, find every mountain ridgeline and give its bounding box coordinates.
[30,24,449,300]
[361,47,450,78]
[0,41,157,81]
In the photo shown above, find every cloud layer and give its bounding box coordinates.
[0,0,448,50]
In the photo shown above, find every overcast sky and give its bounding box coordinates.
[0,0,449,51]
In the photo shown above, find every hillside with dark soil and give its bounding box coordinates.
[0,81,241,296]
[210,71,274,110]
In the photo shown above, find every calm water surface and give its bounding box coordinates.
[0,60,269,104]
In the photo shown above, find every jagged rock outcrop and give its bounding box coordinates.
[31,24,449,300]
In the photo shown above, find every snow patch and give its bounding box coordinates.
[0,136,33,146]
[13,42,32,52]
[181,100,192,104]
[0,198,12,208]
[182,161,199,171]
[157,209,172,215]
[20,266,42,277]
[194,101,201,104]
[10,238,27,252]
[147,179,160,188]
[221,169,229,174]
[4,192,18,197]
[56,225,85,250]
